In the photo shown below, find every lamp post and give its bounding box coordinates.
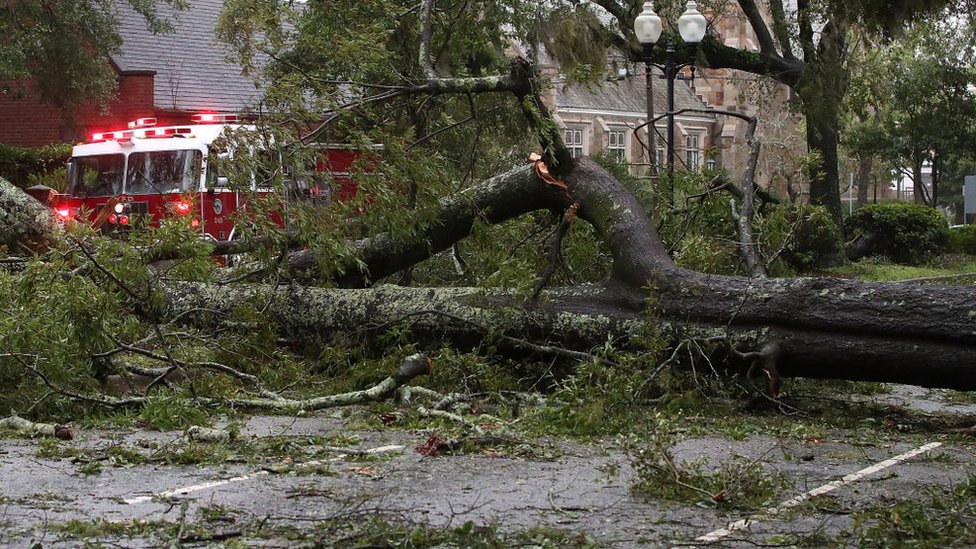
[634,1,707,205]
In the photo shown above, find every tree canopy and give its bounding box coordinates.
[845,13,976,207]
[0,0,187,111]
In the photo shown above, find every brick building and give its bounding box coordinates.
[0,0,260,148]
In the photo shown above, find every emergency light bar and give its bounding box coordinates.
[127,117,157,129]
[192,113,238,124]
[142,127,193,138]
[91,130,134,142]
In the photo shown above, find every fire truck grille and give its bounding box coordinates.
[101,201,151,237]
[127,202,149,215]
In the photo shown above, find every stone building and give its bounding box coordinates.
[554,69,717,178]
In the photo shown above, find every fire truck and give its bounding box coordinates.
[54,114,358,241]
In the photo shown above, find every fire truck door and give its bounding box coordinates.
[202,161,238,242]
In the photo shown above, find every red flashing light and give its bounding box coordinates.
[56,208,71,219]
[128,117,157,129]
[119,215,129,226]
[192,113,238,124]
[175,202,191,214]
[190,218,200,228]
[108,214,117,225]
[144,127,192,138]
[91,130,133,143]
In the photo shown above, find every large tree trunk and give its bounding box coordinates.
[913,160,928,205]
[161,274,976,390]
[795,18,847,227]
[804,113,843,223]
[160,158,975,390]
[2,162,974,390]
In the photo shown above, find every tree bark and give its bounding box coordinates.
[0,176,58,253]
[161,158,976,390]
[856,156,871,207]
[913,160,927,205]
[160,273,976,390]
[2,161,974,391]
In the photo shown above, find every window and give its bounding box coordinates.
[686,134,701,171]
[68,154,124,198]
[565,128,584,158]
[655,146,665,173]
[126,150,203,194]
[607,129,626,162]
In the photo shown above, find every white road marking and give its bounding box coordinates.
[693,441,943,545]
[124,444,405,505]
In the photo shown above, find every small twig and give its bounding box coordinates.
[417,406,491,435]
[650,340,688,378]
[179,530,242,544]
[19,359,145,408]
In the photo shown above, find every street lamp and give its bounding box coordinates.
[634,1,707,204]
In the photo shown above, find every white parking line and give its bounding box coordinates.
[692,441,943,545]
[124,444,404,505]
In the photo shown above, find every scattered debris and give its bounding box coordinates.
[0,415,74,439]
[186,425,233,443]
[415,434,448,457]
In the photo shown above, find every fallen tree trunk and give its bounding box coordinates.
[160,159,976,390]
[0,176,58,253]
[2,160,974,390]
[161,273,976,390]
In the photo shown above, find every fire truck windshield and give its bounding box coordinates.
[125,150,203,195]
[68,154,124,198]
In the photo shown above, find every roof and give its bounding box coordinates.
[556,68,714,121]
[112,0,264,114]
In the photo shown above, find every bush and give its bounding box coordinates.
[948,225,976,255]
[659,175,743,275]
[0,143,72,190]
[757,203,843,273]
[846,202,949,264]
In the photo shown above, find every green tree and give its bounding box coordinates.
[544,0,974,226]
[0,0,187,111]
[845,14,976,207]
[884,23,976,207]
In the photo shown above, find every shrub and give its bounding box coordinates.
[757,203,843,273]
[846,202,949,264]
[0,142,72,190]
[948,225,976,255]
[673,233,739,274]
[659,176,743,275]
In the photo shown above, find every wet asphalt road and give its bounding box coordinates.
[1,386,974,547]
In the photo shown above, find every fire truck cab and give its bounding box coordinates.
[55,115,355,242]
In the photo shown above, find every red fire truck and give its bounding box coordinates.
[54,115,358,241]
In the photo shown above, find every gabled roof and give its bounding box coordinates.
[556,68,713,121]
[112,0,264,114]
